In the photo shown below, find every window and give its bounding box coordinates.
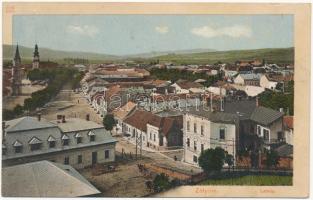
[187,121,190,131]
[105,150,110,159]
[88,131,96,142]
[49,141,56,148]
[194,123,197,133]
[194,141,197,151]
[257,126,261,136]
[30,143,41,151]
[13,140,23,153]
[263,129,270,141]
[193,155,198,163]
[64,156,69,165]
[2,147,6,155]
[62,134,69,146]
[150,132,152,140]
[48,135,56,148]
[143,136,145,141]
[187,138,190,147]
[15,146,22,153]
[78,155,82,164]
[220,128,225,140]
[75,133,82,144]
[153,134,156,142]
[201,125,204,136]
[201,144,204,152]
[63,139,69,146]
[90,135,95,142]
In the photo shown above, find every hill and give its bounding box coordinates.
[125,48,215,59]
[3,44,120,63]
[151,47,294,65]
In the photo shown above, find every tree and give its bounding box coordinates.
[153,173,171,192]
[103,114,116,134]
[265,149,280,168]
[198,147,226,174]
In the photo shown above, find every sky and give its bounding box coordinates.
[13,15,293,55]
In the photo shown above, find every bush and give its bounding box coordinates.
[198,147,226,174]
[153,173,171,192]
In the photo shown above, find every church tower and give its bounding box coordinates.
[32,44,40,69]
[12,44,22,96]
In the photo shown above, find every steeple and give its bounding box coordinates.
[32,43,40,69]
[34,44,39,57]
[13,44,21,66]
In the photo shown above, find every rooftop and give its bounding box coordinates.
[50,118,104,132]
[5,117,57,133]
[2,161,100,197]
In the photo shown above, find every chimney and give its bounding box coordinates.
[37,113,41,121]
[86,114,90,121]
[62,115,66,123]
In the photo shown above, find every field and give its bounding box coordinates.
[153,47,294,65]
[199,175,292,186]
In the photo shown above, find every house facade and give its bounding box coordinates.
[183,109,237,166]
[2,116,117,169]
[123,110,183,150]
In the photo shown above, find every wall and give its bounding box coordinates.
[183,114,236,166]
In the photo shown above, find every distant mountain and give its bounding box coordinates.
[124,49,216,59]
[3,44,120,62]
[152,47,294,65]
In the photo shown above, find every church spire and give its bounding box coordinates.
[13,44,21,66]
[34,44,39,57]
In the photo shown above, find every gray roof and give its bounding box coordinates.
[50,118,104,132]
[250,106,284,126]
[186,106,239,124]
[5,117,57,133]
[186,100,283,126]
[2,161,100,197]
[224,100,256,120]
[239,73,262,80]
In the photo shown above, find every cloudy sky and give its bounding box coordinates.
[13,15,293,55]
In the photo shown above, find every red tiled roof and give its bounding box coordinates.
[175,80,203,89]
[123,110,183,136]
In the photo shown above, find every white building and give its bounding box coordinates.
[260,75,278,90]
[183,107,237,166]
[2,116,117,169]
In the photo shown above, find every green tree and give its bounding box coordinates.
[102,114,116,134]
[265,150,280,168]
[13,104,24,116]
[153,173,171,192]
[198,147,226,174]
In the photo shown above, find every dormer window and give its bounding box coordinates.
[13,140,23,153]
[2,145,7,155]
[47,135,56,148]
[88,131,96,142]
[75,133,82,144]
[29,137,42,151]
[62,134,70,146]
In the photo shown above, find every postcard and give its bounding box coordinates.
[1,2,310,198]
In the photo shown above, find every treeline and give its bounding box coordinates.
[150,68,222,87]
[63,58,89,64]
[3,68,82,120]
[259,81,294,115]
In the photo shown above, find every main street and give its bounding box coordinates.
[39,86,201,197]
